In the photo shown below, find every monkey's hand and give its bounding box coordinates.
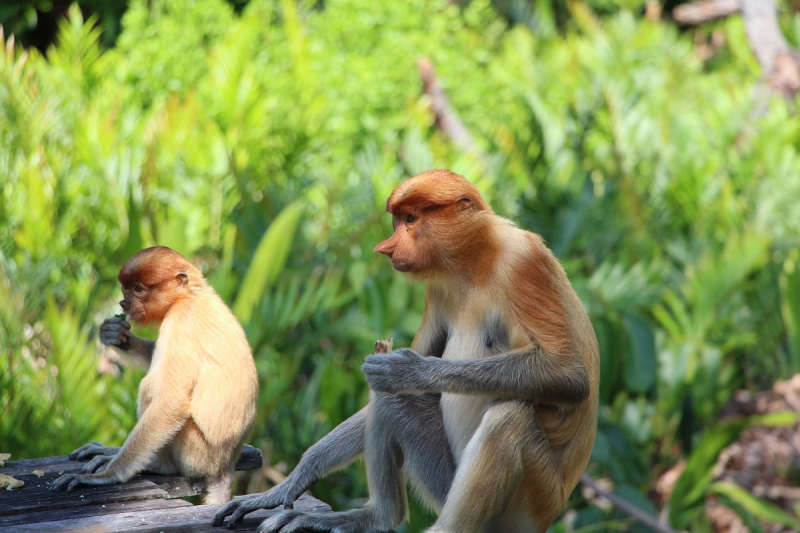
[212,480,303,528]
[99,317,155,362]
[362,348,430,394]
[49,472,115,492]
[83,454,115,474]
[99,316,133,349]
[68,440,120,461]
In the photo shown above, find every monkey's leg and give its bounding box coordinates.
[366,392,455,521]
[431,401,561,533]
[259,393,455,533]
[204,467,235,504]
[214,408,368,528]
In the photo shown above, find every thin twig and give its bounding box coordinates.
[416,57,476,153]
[580,474,683,533]
[673,0,739,25]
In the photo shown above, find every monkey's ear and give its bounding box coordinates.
[176,271,189,287]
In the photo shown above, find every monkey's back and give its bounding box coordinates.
[153,289,258,477]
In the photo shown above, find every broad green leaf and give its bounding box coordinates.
[123,184,143,260]
[622,313,655,393]
[709,481,800,529]
[595,317,621,404]
[233,200,305,324]
[780,257,800,368]
[670,412,798,527]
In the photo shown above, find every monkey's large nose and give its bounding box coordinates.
[373,237,396,257]
[120,300,131,311]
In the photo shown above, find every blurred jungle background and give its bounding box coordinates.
[3,0,800,531]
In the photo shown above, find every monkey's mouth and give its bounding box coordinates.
[391,260,412,272]
[128,311,146,323]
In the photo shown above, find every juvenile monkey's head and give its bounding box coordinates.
[117,246,204,326]
[374,170,495,280]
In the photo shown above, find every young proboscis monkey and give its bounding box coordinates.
[51,246,259,504]
[213,170,599,532]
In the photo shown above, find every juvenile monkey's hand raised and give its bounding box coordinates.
[362,348,433,394]
[99,316,132,349]
[99,316,155,362]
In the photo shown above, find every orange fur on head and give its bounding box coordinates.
[117,247,204,326]
[374,170,499,283]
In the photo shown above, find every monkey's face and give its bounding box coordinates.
[119,283,147,323]
[118,247,193,326]
[376,170,493,279]
[119,282,172,326]
[374,210,433,275]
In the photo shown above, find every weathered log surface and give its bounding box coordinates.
[1,444,262,478]
[0,445,324,533]
[2,495,330,533]
[0,444,263,517]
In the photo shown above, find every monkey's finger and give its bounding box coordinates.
[74,448,96,460]
[392,347,421,359]
[362,355,390,367]
[228,505,255,528]
[67,478,84,492]
[257,510,301,533]
[102,317,131,329]
[83,455,109,473]
[73,443,105,460]
[212,502,238,527]
[49,476,68,491]
[99,329,129,346]
[68,441,96,460]
[361,362,390,375]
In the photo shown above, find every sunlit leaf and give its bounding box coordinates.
[233,200,305,324]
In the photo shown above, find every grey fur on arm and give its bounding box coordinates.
[362,348,590,405]
[99,316,155,363]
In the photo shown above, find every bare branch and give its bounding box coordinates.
[673,0,740,25]
[416,57,476,152]
[580,474,683,533]
[741,0,788,74]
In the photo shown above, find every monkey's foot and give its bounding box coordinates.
[258,508,391,533]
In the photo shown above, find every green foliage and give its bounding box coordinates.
[2,1,800,532]
[669,412,798,530]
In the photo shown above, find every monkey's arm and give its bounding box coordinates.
[212,407,367,528]
[363,347,589,405]
[99,316,155,364]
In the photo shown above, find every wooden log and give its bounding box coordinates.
[0,445,263,516]
[0,499,193,527]
[0,444,262,478]
[2,494,331,533]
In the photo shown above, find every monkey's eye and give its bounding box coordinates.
[405,214,417,224]
[134,286,145,294]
